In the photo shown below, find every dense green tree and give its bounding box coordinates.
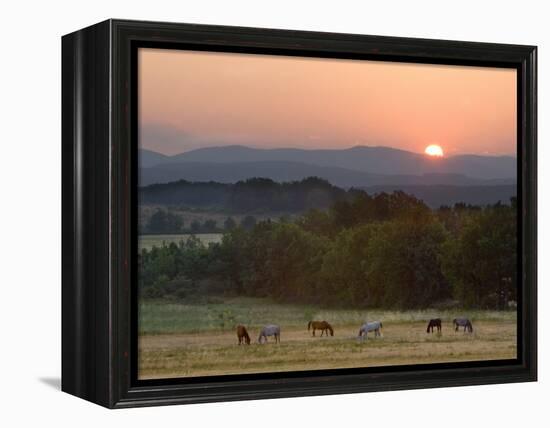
[241,215,257,230]
[363,216,450,308]
[297,209,334,237]
[203,219,218,232]
[190,220,201,233]
[441,203,516,308]
[319,224,376,306]
[147,209,183,234]
[138,191,516,310]
[224,216,237,230]
[215,227,251,294]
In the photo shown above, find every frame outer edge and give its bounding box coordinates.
[65,19,538,408]
[61,20,113,408]
[526,46,537,380]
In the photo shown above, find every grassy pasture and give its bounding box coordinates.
[138,297,517,379]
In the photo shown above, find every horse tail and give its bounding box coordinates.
[427,323,430,333]
[308,321,312,331]
[379,322,383,329]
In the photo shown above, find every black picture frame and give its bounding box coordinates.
[62,19,537,408]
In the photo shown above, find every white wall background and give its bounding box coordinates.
[0,0,546,425]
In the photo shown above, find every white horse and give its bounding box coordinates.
[258,324,281,343]
[453,318,473,333]
[358,321,383,340]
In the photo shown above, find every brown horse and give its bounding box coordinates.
[426,318,442,333]
[237,325,251,345]
[308,320,334,337]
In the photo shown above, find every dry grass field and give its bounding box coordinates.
[138,298,517,379]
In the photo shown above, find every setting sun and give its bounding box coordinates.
[424,144,444,157]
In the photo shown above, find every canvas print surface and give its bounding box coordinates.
[137,48,517,380]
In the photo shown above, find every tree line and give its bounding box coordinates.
[139,177,347,212]
[143,210,258,234]
[138,190,517,310]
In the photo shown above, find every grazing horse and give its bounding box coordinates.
[426,318,442,334]
[358,321,383,340]
[258,324,281,344]
[453,318,473,333]
[236,325,251,345]
[308,320,334,337]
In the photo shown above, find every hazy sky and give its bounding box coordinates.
[138,48,517,156]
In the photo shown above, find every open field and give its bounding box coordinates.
[139,233,223,251]
[138,297,517,379]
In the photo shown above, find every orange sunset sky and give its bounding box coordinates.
[138,48,517,157]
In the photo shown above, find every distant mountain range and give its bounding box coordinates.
[140,145,516,188]
[140,149,170,168]
[139,159,516,188]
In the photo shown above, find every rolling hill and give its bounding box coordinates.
[139,145,516,180]
[139,160,515,188]
[138,146,517,206]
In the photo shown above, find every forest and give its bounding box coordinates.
[138,184,517,310]
[139,176,346,212]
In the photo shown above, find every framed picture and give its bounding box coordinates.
[62,19,537,408]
